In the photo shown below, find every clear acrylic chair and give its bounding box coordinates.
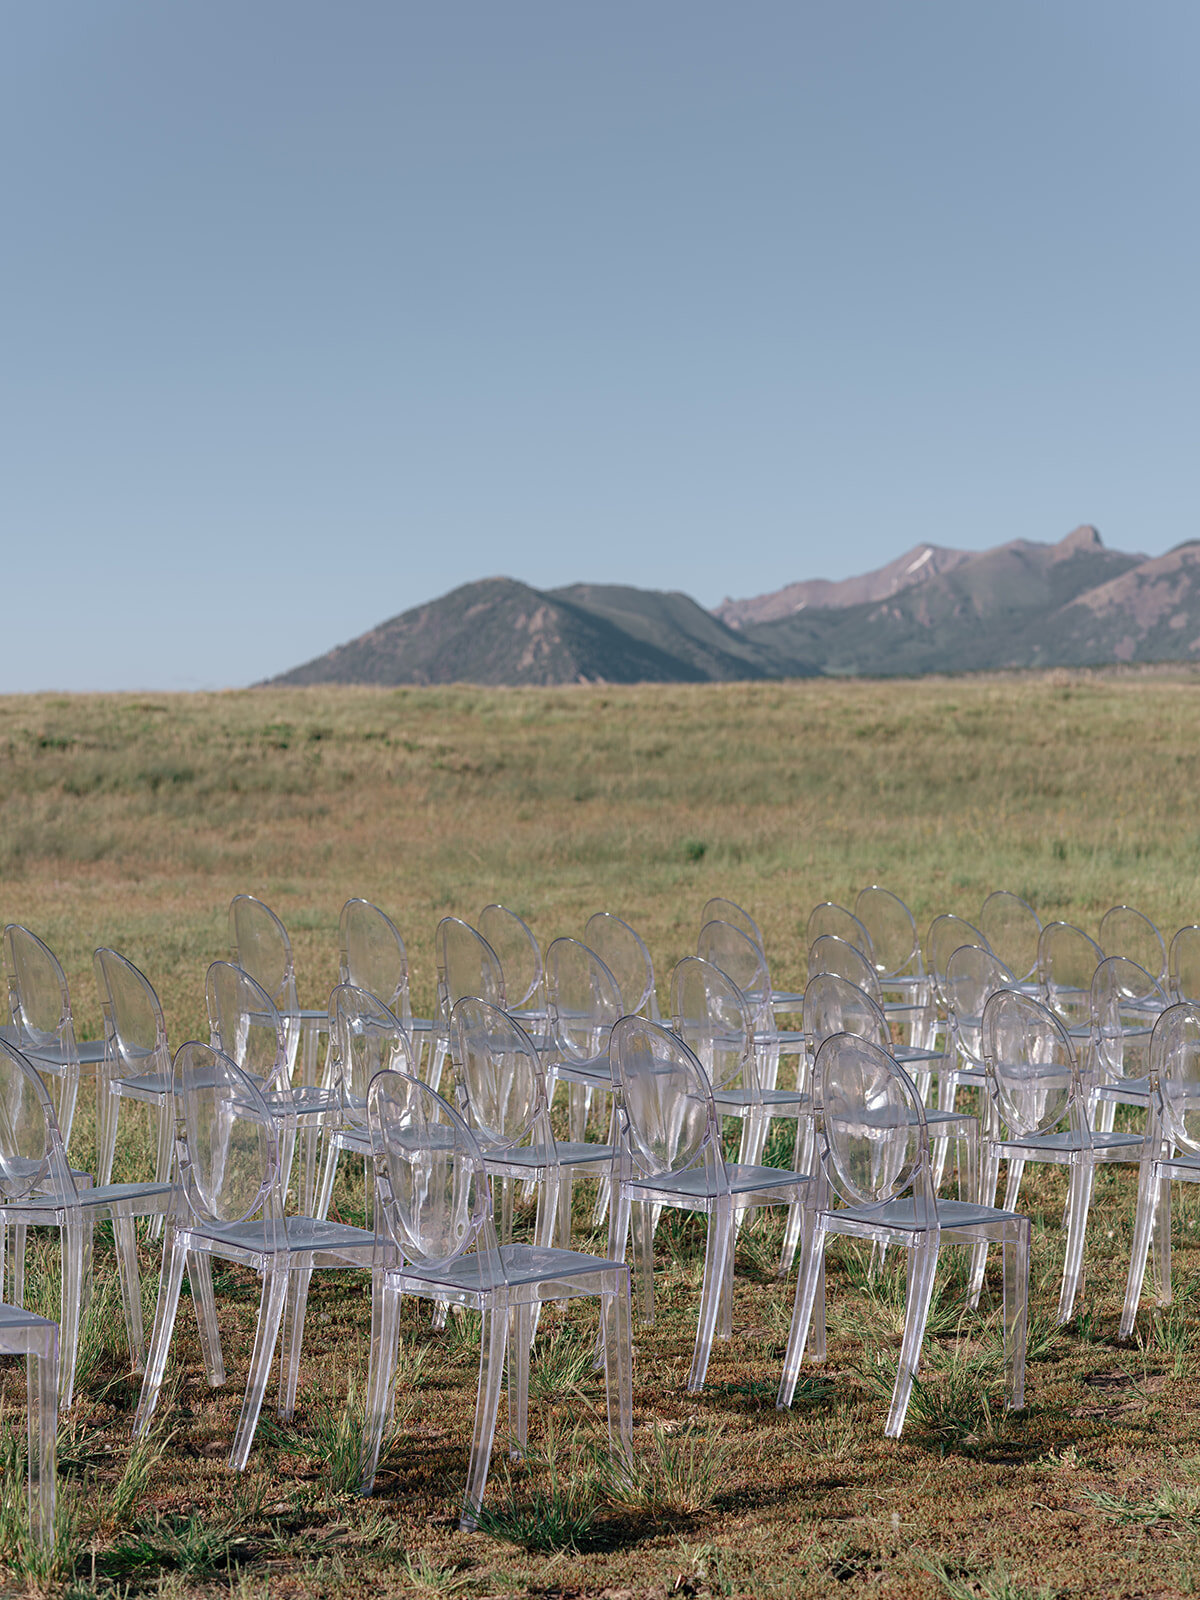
[1118,1002,1200,1340]
[854,886,927,1000]
[93,948,174,1193]
[926,914,991,1013]
[1169,926,1200,1004]
[478,905,545,1037]
[970,989,1141,1323]
[1037,921,1104,1039]
[339,898,414,1028]
[583,912,659,1020]
[700,899,804,1013]
[979,891,1042,986]
[0,1302,57,1550]
[1099,905,1168,989]
[609,1015,814,1394]
[230,894,328,1088]
[543,936,623,1141]
[314,984,415,1223]
[808,935,937,1093]
[806,903,875,967]
[941,943,1018,1114]
[3,926,82,1152]
[451,996,617,1248]
[1090,955,1167,1121]
[428,919,506,1095]
[134,1042,377,1466]
[0,1038,172,1407]
[777,1031,1030,1437]
[359,1068,633,1529]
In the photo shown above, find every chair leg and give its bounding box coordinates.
[601,1274,634,1469]
[278,1265,314,1421]
[59,1221,89,1410]
[134,1228,188,1437]
[360,1273,401,1495]
[687,1197,732,1394]
[1119,1157,1162,1340]
[314,1137,342,1223]
[460,1300,510,1532]
[27,1331,58,1551]
[885,1238,940,1438]
[97,1085,119,1189]
[1002,1157,1026,1215]
[12,1224,27,1308]
[229,1268,289,1471]
[1002,1219,1030,1412]
[968,1145,1003,1307]
[188,1253,226,1386]
[508,1302,532,1460]
[631,1199,656,1326]
[112,1214,146,1369]
[777,1222,827,1408]
[1058,1161,1096,1325]
[1152,1174,1173,1307]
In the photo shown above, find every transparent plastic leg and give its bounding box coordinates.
[189,1252,226,1386]
[631,1199,655,1325]
[1002,1157,1026,1215]
[1058,1161,1095,1325]
[687,1197,732,1394]
[148,1096,175,1241]
[60,1221,88,1409]
[968,1146,1004,1306]
[314,1136,341,1222]
[28,1329,58,1550]
[509,1302,531,1459]
[360,1273,401,1495]
[113,1213,146,1369]
[1153,1173,1173,1307]
[460,1300,509,1532]
[601,1273,634,1469]
[1119,1154,1162,1339]
[278,1264,314,1420]
[885,1238,940,1438]
[97,1083,119,1189]
[12,1224,26,1308]
[777,1222,827,1407]
[229,1268,288,1471]
[134,1228,188,1436]
[1002,1219,1030,1411]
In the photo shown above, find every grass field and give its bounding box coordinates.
[3,668,1200,1598]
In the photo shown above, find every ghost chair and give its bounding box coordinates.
[543,936,624,1140]
[583,912,659,1020]
[229,895,327,1089]
[701,899,804,1015]
[926,915,992,1013]
[134,1042,376,1466]
[969,989,1142,1324]
[92,948,174,1200]
[855,885,928,1003]
[358,1068,633,1529]
[609,1015,815,1394]
[1119,1003,1200,1340]
[807,936,945,1104]
[1037,921,1104,1041]
[3,926,82,1153]
[979,891,1042,988]
[451,996,618,1249]
[338,898,431,1064]
[479,904,545,1041]
[1099,906,1168,991]
[1088,955,1168,1136]
[777,1031,1030,1437]
[0,1302,58,1550]
[0,1038,172,1407]
[1169,927,1200,1005]
[427,919,506,1096]
[313,985,414,1224]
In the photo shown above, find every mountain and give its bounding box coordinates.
[267,525,1200,688]
[268,576,799,688]
[715,542,971,626]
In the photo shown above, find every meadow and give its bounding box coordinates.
[3,668,1200,1599]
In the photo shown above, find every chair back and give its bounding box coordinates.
[1151,1002,1200,1155]
[944,944,1016,1066]
[979,891,1042,983]
[93,948,169,1080]
[478,906,543,1011]
[1090,955,1164,1084]
[435,919,505,1031]
[696,920,771,1025]
[807,935,882,1006]
[544,938,622,1064]
[329,984,412,1119]
[811,1033,934,1221]
[368,1070,491,1271]
[171,1040,283,1230]
[583,913,655,1017]
[669,957,755,1095]
[1170,926,1200,1005]
[981,989,1082,1139]
[206,961,292,1097]
[339,899,411,1028]
[855,887,921,979]
[1037,922,1104,1029]
[3,925,80,1141]
[806,904,874,966]
[1099,905,1167,987]
[450,997,547,1150]
[803,973,890,1055]
[0,1039,75,1203]
[700,898,763,950]
[229,895,298,1018]
[610,1015,723,1184]
[926,914,990,1007]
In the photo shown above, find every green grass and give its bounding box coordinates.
[3,671,1200,1595]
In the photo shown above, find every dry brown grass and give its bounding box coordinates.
[2,670,1200,1597]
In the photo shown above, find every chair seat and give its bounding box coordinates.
[926,1107,976,1131]
[481,1140,617,1170]
[1160,1151,1200,1179]
[396,1241,624,1295]
[627,1161,806,1201]
[895,1044,944,1065]
[113,1071,172,1098]
[996,1129,1141,1156]
[551,1058,611,1088]
[754,1030,806,1052]
[18,1180,174,1215]
[833,1196,1023,1231]
[713,1087,810,1113]
[188,1216,375,1254]
[1095,1076,1150,1103]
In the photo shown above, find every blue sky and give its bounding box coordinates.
[3,2,1197,689]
